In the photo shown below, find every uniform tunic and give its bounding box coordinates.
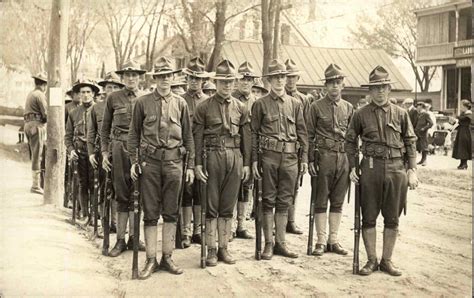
[414,111,433,152]
[307,95,353,213]
[194,93,251,219]
[345,101,417,229]
[101,88,145,212]
[24,88,47,171]
[285,87,310,122]
[452,111,472,160]
[128,90,194,224]
[251,91,308,213]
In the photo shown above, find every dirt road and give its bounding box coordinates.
[0,143,471,296]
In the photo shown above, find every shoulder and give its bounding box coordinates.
[107,89,126,101]
[340,98,353,110]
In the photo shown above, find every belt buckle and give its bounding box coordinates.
[281,142,286,152]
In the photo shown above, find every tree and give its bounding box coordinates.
[350,0,436,92]
[143,0,168,70]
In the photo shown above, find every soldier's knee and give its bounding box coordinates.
[275,208,288,215]
[162,215,177,223]
[144,219,158,226]
[384,222,399,229]
[329,205,343,213]
[362,221,376,229]
[263,206,274,214]
[314,207,327,213]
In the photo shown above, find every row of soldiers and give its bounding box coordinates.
[24,55,419,280]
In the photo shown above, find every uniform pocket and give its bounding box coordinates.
[169,115,182,140]
[230,116,240,135]
[264,113,279,131]
[363,126,379,140]
[113,107,129,126]
[287,115,296,137]
[143,114,158,137]
[207,117,222,126]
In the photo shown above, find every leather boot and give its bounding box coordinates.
[286,204,303,234]
[108,239,127,257]
[236,202,253,239]
[206,218,218,266]
[274,212,298,258]
[359,228,378,276]
[31,170,44,194]
[327,212,348,255]
[312,213,327,256]
[127,212,145,251]
[108,212,128,257]
[380,228,402,276]
[127,235,146,251]
[159,222,183,274]
[139,225,158,280]
[262,213,274,260]
[192,205,202,244]
[181,207,193,248]
[217,218,235,264]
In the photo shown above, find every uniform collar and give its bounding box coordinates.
[270,90,286,102]
[323,94,340,106]
[285,86,298,96]
[153,89,172,102]
[370,101,391,112]
[125,87,138,96]
[214,93,231,104]
[234,89,251,101]
[186,89,204,99]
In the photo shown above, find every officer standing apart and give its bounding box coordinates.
[128,57,195,279]
[24,72,48,194]
[194,60,252,266]
[345,66,419,276]
[231,61,260,240]
[180,57,212,247]
[284,59,310,235]
[101,60,146,257]
[307,64,353,256]
[251,59,308,260]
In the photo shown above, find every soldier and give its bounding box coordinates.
[307,64,353,256]
[179,57,213,247]
[414,102,433,167]
[284,59,310,235]
[128,57,195,279]
[251,79,268,99]
[65,84,82,124]
[402,98,418,128]
[194,60,251,266]
[251,59,308,260]
[66,79,99,221]
[24,72,48,194]
[346,66,419,276]
[87,72,124,233]
[202,82,217,97]
[230,61,260,240]
[171,79,187,96]
[101,60,146,257]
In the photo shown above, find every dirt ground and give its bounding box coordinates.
[0,124,472,296]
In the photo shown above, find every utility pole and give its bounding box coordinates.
[44,0,70,206]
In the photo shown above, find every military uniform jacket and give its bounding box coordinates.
[65,103,94,154]
[100,88,145,154]
[127,90,195,168]
[286,87,309,122]
[193,93,252,167]
[251,90,308,163]
[307,95,353,162]
[182,90,208,126]
[345,101,417,169]
[87,100,106,156]
[232,90,256,117]
[24,88,47,122]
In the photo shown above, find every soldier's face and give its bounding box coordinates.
[238,77,254,94]
[286,75,299,89]
[369,84,391,105]
[325,78,344,99]
[252,87,262,98]
[72,92,81,104]
[122,72,140,89]
[104,83,122,95]
[187,75,203,91]
[80,86,94,103]
[216,79,235,98]
[155,73,173,91]
[269,74,286,93]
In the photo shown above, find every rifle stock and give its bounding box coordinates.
[71,160,78,225]
[307,149,319,255]
[254,141,263,260]
[352,151,361,275]
[200,148,208,269]
[175,151,189,249]
[132,161,142,280]
[92,167,100,235]
[102,168,113,256]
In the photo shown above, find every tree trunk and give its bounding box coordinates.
[272,0,281,60]
[261,0,275,78]
[207,0,228,71]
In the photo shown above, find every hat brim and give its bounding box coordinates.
[73,83,100,94]
[361,80,397,87]
[252,85,268,93]
[32,76,47,83]
[320,75,346,81]
[182,68,213,78]
[262,70,290,77]
[98,80,125,87]
[116,69,146,75]
[211,74,243,80]
[286,71,302,76]
[152,69,181,76]
[239,73,260,78]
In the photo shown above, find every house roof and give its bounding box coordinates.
[221,41,412,91]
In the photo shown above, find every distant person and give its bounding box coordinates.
[23,72,48,195]
[425,103,437,137]
[389,98,398,105]
[251,78,267,98]
[452,100,472,170]
[415,102,433,166]
[357,97,369,109]
[202,81,217,97]
[402,98,417,128]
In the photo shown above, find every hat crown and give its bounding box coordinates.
[103,71,121,82]
[267,59,287,75]
[285,59,299,73]
[186,57,206,73]
[154,57,174,72]
[369,65,391,83]
[203,81,216,90]
[238,61,257,76]
[120,59,142,72]
[214,59,238,77]
[324,64,345,80]
[33,71,48,82]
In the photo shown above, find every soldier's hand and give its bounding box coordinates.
[186,169,195,185]
[102,153,112,172]
[196,165,208,184]
[242,166,251,183]
[300,162,308,175]
[130,163,141,181]
[349,167,359,183]
[89,154,98,169]
[309,162,318,177]
[252,161,261,180]
[70,150,79,161]
[407,169,419,190]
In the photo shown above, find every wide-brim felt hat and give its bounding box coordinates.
[252,78,268,93]
[285,59,302,76]
[73,79,100,94]
[151,56,181,76]
[237,61,259,78]
[320,63,346,81]
[211,60,243,80]
[361,65,397,87]
[262,59,289,77]
[98,72,125,87]
[116,60,146,75]
[202,81,216,91]
[182,57,213,78]
[171,79,187,87]
[66,87,74,96]
[32,71,48,83]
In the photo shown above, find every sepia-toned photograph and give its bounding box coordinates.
[0,0,472,296]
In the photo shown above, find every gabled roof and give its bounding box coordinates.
[221,41,412,91]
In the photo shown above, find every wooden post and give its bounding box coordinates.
[44,0,70,206]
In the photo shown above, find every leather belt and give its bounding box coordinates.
[316,137,345,152]
[111,127,129,141]
[362,142,404,159]
[204,135,240,149]
[24,113,43,122]
[259,136,298,153]
[140,142,184,161]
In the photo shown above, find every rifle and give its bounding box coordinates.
[200,148,208,269]
[293,146,304,204]
[102,168,113,256]
[63,157,71,208]
[70,160,78,225]
[175,151,190,249]
[352,150,361,275]
[40,144,46,189]
[92,167,100,236]
[254,139,263,260]
[307,149,319,255]
[131,160,142,280]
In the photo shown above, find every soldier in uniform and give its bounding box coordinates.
[65,83,82,124]
[24,72,48,194]
[346,66,419,276]
[307,64,353,256]
[230,61,260,240]
[402,98,418,128]
[87,72,124,233]
[194,60,251,266]
[284,59,310,235]
[128,57,195,279]
[251,79,268,99]
[179,57,213,247]
[101,60,146,257]
[202,82,216,97]
[251,59,308,260]
[66,79,99,221]
[414,102,433,166]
